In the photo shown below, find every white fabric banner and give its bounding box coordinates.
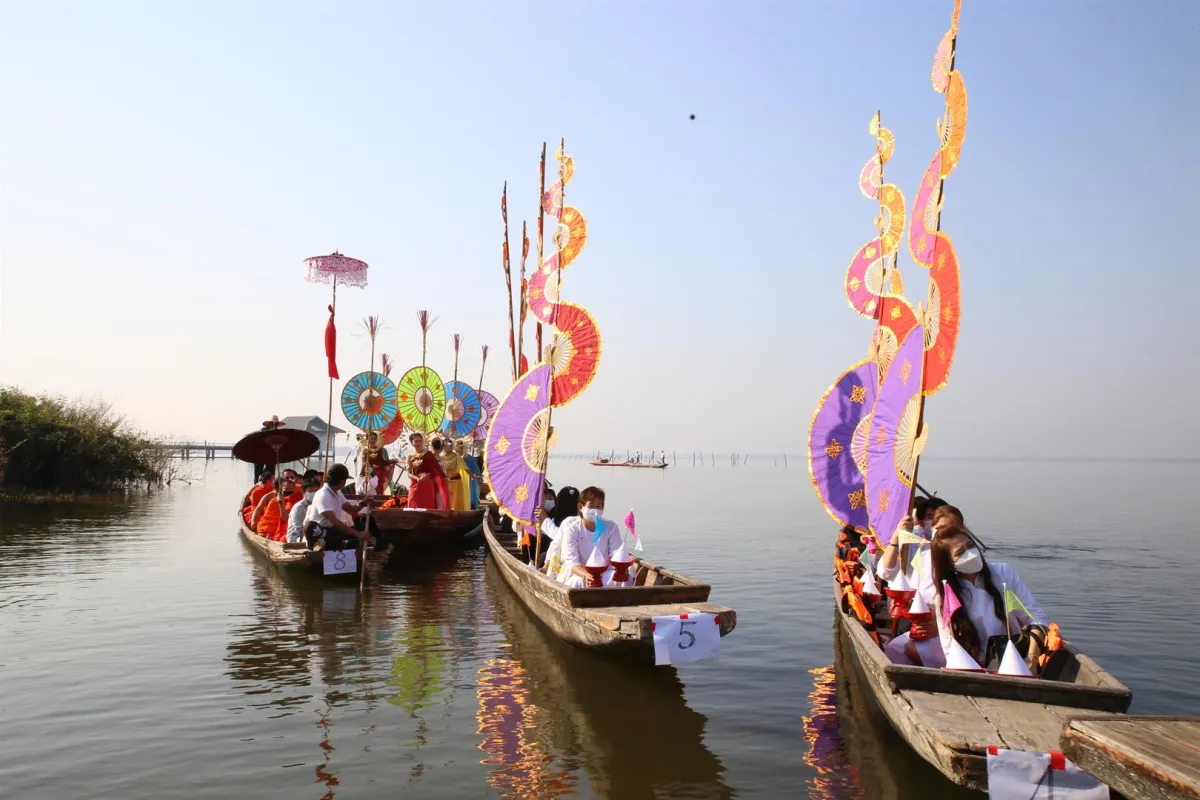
[323,548,358,576]
[987,748,1108,800]
[651,613,721,666]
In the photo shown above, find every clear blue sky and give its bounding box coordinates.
[1,1,1197,458]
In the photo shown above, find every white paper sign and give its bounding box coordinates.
[986,748,1108,800]
[323,548,358,576]
[651,612,721,666]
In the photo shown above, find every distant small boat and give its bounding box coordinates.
[590,459,668,469]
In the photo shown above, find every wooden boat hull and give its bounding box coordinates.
[833,578,1131,791]
[483,513,735,660]
[371,507,485,548]
[238,514,361,578]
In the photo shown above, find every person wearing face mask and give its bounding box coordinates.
[930,524,1047,668]
[520,486,557,564]
[287,477,321,544]
[538,486,580,576]
[875,496,947,584]
[554,486,625,588]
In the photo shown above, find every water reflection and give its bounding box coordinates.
[0,496,165,610]
[482,559,733,800]
[822,620,978,800]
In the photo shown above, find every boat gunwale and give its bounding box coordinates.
[482,513,736,648]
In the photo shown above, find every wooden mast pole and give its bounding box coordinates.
[534,139,566,570]
[323,277,337,474]
[907,1,960,509]
[536,142,547,361]
[502,184,517,382]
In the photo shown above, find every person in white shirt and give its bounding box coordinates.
[555,486,627,588]
[305,464,373,551]
[538,486,580,577]
[286,477,320,544]
[927,523,1048,669]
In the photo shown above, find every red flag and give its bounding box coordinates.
[519,353,529,375]
[325,304,339,379]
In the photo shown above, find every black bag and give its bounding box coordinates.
[984,625,1048,674]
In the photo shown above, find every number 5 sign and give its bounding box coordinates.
[651,613,721,666]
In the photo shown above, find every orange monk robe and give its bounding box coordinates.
[254,494,287,541]
[244,483,273,523]
[284,486,304,512]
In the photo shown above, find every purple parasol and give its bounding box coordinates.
[866,325,927,546]
[483,364,552,526]
[473,390,500,442]
[808,359,879,533]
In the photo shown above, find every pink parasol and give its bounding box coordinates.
[304,252,369,287]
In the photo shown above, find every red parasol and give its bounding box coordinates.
[233,428,321,465]
[544,303,601,407]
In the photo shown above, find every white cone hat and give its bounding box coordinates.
[996,639,1033,677]
[891,570,913,593]
[585,546,607,568]
[611,543,631,563]
[909,591,931,616]
[944,636,986,671]
[860,569,880,596]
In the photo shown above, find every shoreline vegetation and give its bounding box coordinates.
[0,387,185,502]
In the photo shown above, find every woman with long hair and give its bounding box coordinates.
[538,485,581,577]
[930,524,1047,667]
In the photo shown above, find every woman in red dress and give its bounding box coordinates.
[406,432,448,509]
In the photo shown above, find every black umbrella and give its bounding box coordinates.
[233,428,321,466]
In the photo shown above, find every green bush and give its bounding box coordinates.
[0,387,163,494]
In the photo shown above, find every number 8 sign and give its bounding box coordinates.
[651,613,721,666]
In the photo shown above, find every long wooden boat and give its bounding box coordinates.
[370,507,484,547]
[590,459,668,469]
[237,509,361,578]
[834,577,1132,792]
[483,511,735,659]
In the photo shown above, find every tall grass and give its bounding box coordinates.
[0,387,166,494]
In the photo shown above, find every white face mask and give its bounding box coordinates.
[543,500,555,511]
[582,507,602,521]
[305,492,316,502]
[954,547,983,576]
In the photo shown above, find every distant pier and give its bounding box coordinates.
[161,442,235,460]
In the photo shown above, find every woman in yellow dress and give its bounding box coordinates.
[434,437,471,511]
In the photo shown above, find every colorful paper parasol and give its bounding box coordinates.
[909,153,943,268]
[340,371,398,431]
[441,380,482,439]
[304,252,369,287]
[396,366,447,435]
[553,206,588,269]
[484,364,553,526]
[527,260,561,325]
[922,233,962,395]
[233,427,321,465]
[544,303,601,408]
[808,359,879,533]
[379,413,407,447]
[473,390,500,442]
[866,325,927,546]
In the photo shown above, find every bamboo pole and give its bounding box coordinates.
[536,142,546,361]
[502,184,517,382]
[323,278,338,474]
[534,139,566,571]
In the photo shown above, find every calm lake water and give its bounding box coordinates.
[1,457,1196,799]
